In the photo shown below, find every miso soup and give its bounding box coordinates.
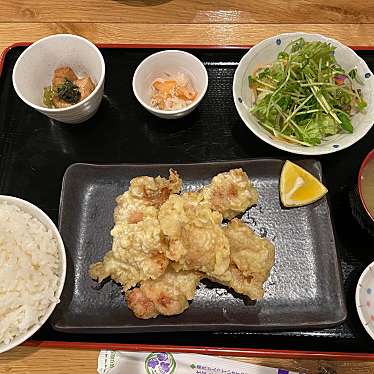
[361,157,374,218]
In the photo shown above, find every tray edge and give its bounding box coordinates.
[2,42,374,78]
[23,340,374,360]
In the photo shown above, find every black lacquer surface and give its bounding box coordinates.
[1,46,374,352]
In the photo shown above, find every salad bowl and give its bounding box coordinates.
[233,32,374,155]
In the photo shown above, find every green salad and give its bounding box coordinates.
[248,38,367,146]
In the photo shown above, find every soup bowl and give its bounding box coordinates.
[358,148,374,223]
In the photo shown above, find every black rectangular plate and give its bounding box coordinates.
[1,46,374,352]
[53,159,346,332]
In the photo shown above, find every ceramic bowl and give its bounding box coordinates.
[233,32,374,155]
[0,195,66,354]
[358,148,374,223]
[356,261,374,340]
[12,34,105,124]
[132,50,208,119]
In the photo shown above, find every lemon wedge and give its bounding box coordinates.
[280,160,328,207]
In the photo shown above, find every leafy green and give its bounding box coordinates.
[349,67,364,85]
[56,78,81,104]
[43,86,55,108]
[337,111,353,133]
[357,98,367,111]
[248,38,367,146]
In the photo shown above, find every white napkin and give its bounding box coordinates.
[97,350,301,374]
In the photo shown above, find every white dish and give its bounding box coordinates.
[0,195,66,354]
[132,50,208,119]
[12,34,105,124]
[233,32,374,155]
[356,260,374,340]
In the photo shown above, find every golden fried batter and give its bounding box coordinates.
[89,217,169,290]
[225,218,275,281]
[114,192,158,224]
[224,264,267,300]
[159,193,231,279]
[128,169,182,208]
[111,218,166,255]
[113,169,181,224]
[90,168,275,319]
[202,168,258,219]
[89,170,182,290]
[126,265,202,319]
[89,249,169,290]
[211,218,275,299]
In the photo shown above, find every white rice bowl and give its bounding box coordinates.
[0,196,66,354]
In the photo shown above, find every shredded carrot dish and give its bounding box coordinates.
[151,73,197,111]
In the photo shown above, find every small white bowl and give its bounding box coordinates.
[233,32,374,155]
[132,50,208,119]
[0,195,66,354]
[12,34,105,124]
[356,261,374,340]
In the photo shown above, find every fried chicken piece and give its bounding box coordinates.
[111,217,167,256]
[89,249,168,289]
[202,168,258,219]
[159,193,231,279]
[128,169,182,208]
[158,192,206,237]
[89,171,181,290]
[125,287,158,319]
[220,264,268,300]
[113,169,181,224]
[225,218,275,280]
[211,218,275,299]
[126,265,202,319]
[113,192,158,224]
[90,217,169,290]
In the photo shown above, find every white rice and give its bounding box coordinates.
[0,202,60,345]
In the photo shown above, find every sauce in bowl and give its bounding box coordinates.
[359,150,374,221]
